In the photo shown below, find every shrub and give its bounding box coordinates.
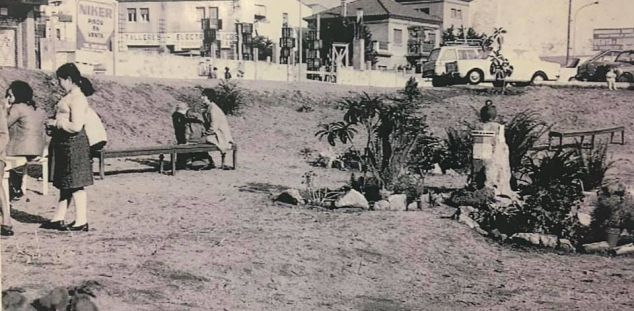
[503,110,550,178]
[579,142,615,191]
[214,80,245,115]
[517,149,584,195]
[400,77,421,101]
[441,127,472,172]
[590,183,634,239]
[392,173,425,204]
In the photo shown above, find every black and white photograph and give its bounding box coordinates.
[0,0,633,310]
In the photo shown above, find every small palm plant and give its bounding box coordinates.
[481,27,513,91]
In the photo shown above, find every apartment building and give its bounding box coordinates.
[0,0,46,68]
[117,0,310,59]
[395,0,472,30]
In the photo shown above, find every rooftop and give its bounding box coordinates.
[305,0,442,24]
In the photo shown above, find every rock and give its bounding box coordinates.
[459,205,476,216]
[577,212,592,226]
[69,294,98,311]
[2,289,35,311]
[430,163,443,175]
[274,189,304,205]
[490,229,508,241]
[610,243,634,256]
[379,189,393,200]
[373,200,390,211]
[34,287,69,311]
[582,241,611,253]
[475,227,489,236]
[511,233,541,246]
[445,169,459,176]
[335,189,369,209]
[458,214,479,229]
[407,202,419,211]
[557,239,576,253]
[539,234,558,248]
[387,194,407,211]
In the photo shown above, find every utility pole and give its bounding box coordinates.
[565,0,572,66]
[298,1,302,81]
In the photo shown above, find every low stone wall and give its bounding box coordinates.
[114,51,415,88]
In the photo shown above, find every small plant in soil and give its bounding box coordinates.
[214,80,245,115]
[589,183,634,242]
[578,141,616,191]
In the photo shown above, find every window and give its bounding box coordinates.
[450,8,456,18]
[458,49,482,60]
[127,8,136,22]
[440,49,457,61]
[416,8,430,15]
[456,9,463,19]
[393,29,403,46]
[139,8,149,22]
[56,28,61,40]
[0,7,8,16]
[254,4,266,19]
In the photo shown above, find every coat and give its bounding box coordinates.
[85,106,107,146]
[196,102,233,152]
[7,103,46,156]
[0,104,9,163]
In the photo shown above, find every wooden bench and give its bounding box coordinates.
[548,126,625,149]
[94,143,237,179]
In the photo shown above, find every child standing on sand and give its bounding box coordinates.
[606,68,617,91]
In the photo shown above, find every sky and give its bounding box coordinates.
[470,0,634,56]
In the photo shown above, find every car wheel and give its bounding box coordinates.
[466,70,483,85]
[617,73,633,83]
[531,72,547,84]
[432,77,447,87]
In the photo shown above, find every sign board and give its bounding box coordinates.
[593,28,634,51]
[123,31,237,50]
[76,0,115,51]
[0,29,16,67]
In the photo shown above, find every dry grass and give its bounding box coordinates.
[1,68,633,310]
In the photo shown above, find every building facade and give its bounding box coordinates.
[306,0,442,70]
[0,0,46,69]
[395,0,471,30]
[39,0,117,74]
[117,0,310,59]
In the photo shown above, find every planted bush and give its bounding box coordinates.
[441,127,472,172]
[579,142,615,191]
[214,80,245,115]
[503,109,550,179]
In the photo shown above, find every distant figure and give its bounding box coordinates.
[208,67,218,79]
[606,68,617,90]
[224,67,232,80]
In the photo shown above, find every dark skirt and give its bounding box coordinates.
[48,128,94,189]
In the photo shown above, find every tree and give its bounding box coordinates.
[481,27,513,91]
[252,35,274,61]
[318,16,378,66]
[442,25,485,44]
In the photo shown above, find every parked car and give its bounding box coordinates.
[575,50,634,82]
[422,45,561,87]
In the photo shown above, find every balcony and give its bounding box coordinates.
[406,40,436,57]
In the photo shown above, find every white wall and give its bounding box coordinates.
[470,0,634,57]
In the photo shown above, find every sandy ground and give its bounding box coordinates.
[1,69,634,310]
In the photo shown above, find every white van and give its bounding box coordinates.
[422,45,561,87]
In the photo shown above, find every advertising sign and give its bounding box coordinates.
[77,0,115,51]
[593,28,634,51]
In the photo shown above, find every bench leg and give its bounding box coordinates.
[2,173,9,213]
[611,132,615,144]
[233,149,237,169]
[100,153,105,180]
[221,152,226,168]
[590,135,595,149]
[42,161,48,195]
[170,152,176,176]
[159,154,165,174]
[622,130,625,145]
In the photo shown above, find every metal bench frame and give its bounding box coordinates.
[548,126,625,149]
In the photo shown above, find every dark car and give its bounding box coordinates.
[576,50,634,82]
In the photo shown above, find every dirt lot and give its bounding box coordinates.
[1,69,633,310]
